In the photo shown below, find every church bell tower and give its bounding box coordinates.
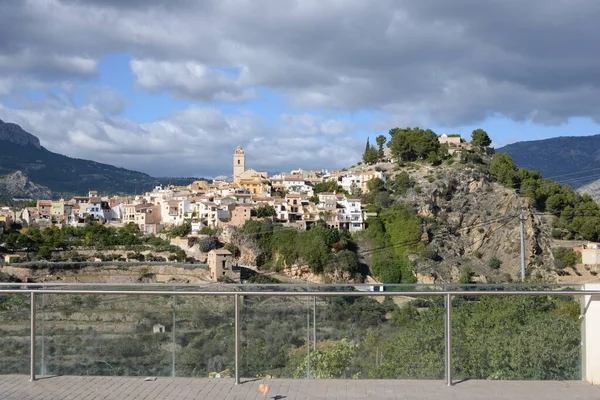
[233,145,246,183]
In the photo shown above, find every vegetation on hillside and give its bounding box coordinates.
[240,220,359,279]
[1,222,186,261]
[0,291,579,381]
[490,152,600,240]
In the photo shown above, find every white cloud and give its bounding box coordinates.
[130,59,254,102]
[87,87,126,115]
[0,101,360,177]
[1,0,600,177]
[279,114,354,137]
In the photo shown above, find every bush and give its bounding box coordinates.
[199,226,218,235]
[488,257,502,270]
[553,248,581,270]
[198,237,218,252]
[224,243,241,258]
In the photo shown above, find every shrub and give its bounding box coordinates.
[199,226,218,235]
[224,243,241,258]
[553,248,581,269]
[198,237,218,252]
[488,257,502,270]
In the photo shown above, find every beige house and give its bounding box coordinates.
[0,207,14,231]
[229,205,253,226]
[582,242,600,265]
[4,254,21,264]
[208,249,235,281]
[122,204,161,233]
[438,134,462,145]
[36,200,52,219]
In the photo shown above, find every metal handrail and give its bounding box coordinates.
[1,289,598,296]
[0,282,586,288]
[3,284,598,386]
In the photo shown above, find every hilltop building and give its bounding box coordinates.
[233,145,246,183]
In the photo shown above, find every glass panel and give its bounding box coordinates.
[0,293,31,374]
[317,292,445,379]
[239,291,309,379]
[174,294,234,378]
[452,290,582,381]
[40,293,174,376]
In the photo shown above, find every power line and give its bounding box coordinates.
[543,167,600,181]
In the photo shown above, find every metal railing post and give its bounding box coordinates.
[234,293,240,385]
[30,292,36,382]
[445,293,452,386]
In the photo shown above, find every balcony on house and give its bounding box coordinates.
[0,283,599,399]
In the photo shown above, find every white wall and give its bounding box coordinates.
[583,283,600,384]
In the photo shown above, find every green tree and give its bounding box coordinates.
[388,127,440,162]
[198,237,218,252]
[366,178,385,193]
[375,135,387,159]
[490,153,518,187]
[326,249,359,280]
[362,138,379,165]
[252,205,276,217]
[37,245,52,260]
[313,180,341,194]
[390,172,413,195]
[294,339,357,379]
[471,128,492,147]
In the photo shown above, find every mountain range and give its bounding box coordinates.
[496,135,600,188]
[2,117,600,202]
[0,119,202,199]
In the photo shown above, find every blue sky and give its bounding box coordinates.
[1,1,600,178]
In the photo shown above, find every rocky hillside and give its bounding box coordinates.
[0,119,202,198]
[0,171,52,200]
[0,119,41,148]
[577,179,600,204]
[224,155,564,284]
[377,162,555,283]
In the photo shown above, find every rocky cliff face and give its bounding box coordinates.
[376,161,557,283]
[577,180,600,204]
[218,225,264,266]
[0,170,52,199]
[0,119,41,148]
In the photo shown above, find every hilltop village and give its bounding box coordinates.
[2,145,390,235]
[3,128,599,286]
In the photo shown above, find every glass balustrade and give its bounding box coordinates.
[0,283,590,383]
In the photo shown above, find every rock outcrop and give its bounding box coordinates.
[0,119,41,148]
[0,170,52,199]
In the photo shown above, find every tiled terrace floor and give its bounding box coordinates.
[1,375,599,400]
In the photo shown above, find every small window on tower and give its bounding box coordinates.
[238,160,240,164]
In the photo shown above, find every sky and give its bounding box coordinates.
[1,0,600,179]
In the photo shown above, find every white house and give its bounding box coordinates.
[336,197,363,232]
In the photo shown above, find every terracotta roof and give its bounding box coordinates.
[209,249,232,255]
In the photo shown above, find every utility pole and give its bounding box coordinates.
[519,209,526,281]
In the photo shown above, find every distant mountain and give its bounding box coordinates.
[0,119,203,199]
[0,171,52,200]
[496,135,600,189]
